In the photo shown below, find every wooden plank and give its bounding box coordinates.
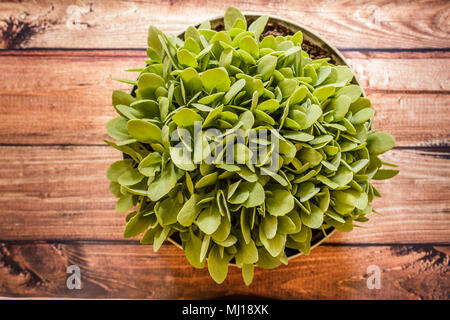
[0,147,448,244]
[0,242,448,299]
[0,0,449,49]
[0,52,448,146]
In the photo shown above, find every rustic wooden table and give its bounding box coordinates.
[0,0,449,299]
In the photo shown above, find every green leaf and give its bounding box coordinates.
[177,194,201,226]
[239,35,259,58]
[336,85,362,103]
[123,211,153,238]
[351,159,369,173]
[301,203,323,228]
[313,66,331,86]
[117,166,144,186]
[106,117,130,140]
[184,230,206,268]
[195,172,218,188]
[180,67,202,94]
[331,165,354,186]
[107,159,133,182]
[184,37,201,54]
[208,245,229,284]
[201,67,231,93]
[297,182,320,202]
[248,15,269,38]
[138,152,161,177]
[259,227,286,257]
[137,73,165,99]
[109,181,122,198]
[153,226,170,252]
[335,65,354,84]
[236,238,258,264]
[200,234,211,262]
[329,95,351,121]
[367,132,396,154]
[242,263,254,286]
[260,35,277,49]
[291,31,303,45]
[298,148,323,167]
[198,92,225,105]
[127,119,162,143]
[242,182,265,208]
[289,86,308,105]
[177,49,198,68]
[257,54,277,81]
[333,189,368,214]
[266,189,294,216]
[256,248,282,269]
[172,108,203,127]
[256,99,280,113]
[185,26,201,44]
[170,147,195,171]
[351,108,374,124]
[326,209,346,223]
[115,194,134,213]
[147,25,163,56]
[284,132,314,142]
[277,215,297,234]
[147,162,178,201]
[228,188,250,204]
[304,104,323,128]
[112,90,135,107]
[262,214,278,239]
[203,104,224,128]
[114,104,142,120]
[130,99,160,119]
[140,226,157,244]
[156,197,183,226]
[373,169,399,180]
[224,6,247,30]
[223,79,246,104]
[313,86,335,102]
[197,203,221,234]
[211,214,231,242]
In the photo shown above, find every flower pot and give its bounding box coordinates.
[126,13,365,262]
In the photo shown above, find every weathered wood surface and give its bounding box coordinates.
[0,0,449,49]
[0,243,448,299]
[0,51,448,146]
[0,0,449,300]
[0,147,448,244]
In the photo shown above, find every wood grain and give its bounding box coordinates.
[0,0,449,49]
[0,242,448,299]
[0,51,448,146]
[0,146,448,244]
[0,1,448,301]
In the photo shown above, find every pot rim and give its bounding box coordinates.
[129,13,367,264]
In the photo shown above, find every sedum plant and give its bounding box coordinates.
[106,7,398,285]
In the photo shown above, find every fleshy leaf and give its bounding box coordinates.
[266,189,294,216]
[367,132,396,154]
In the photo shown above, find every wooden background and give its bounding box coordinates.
[0,0,449,299]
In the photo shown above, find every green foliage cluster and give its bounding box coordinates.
[106,7,398,284]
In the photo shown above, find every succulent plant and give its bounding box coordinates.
[106,7,398,285]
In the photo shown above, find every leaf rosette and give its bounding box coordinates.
[106,7,398,285]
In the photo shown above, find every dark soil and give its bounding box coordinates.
[213,18,334,62]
